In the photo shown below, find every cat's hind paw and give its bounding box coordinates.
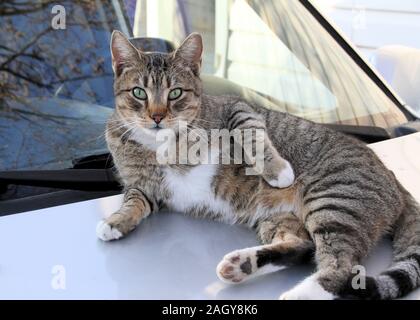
[96,220,123,241]
[279,274,335,300]
[216,250,255,284]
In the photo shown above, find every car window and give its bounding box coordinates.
[0,1,127,171]
[134,0,407,128]
[0,0,409,174]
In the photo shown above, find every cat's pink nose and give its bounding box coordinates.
[151,113,165,124]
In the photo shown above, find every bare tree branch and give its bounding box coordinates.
[0,26,52,69]
[0,0,56,16]
[1,67,51,88]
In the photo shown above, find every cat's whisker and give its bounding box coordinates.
[104,122,138,139]
[88,119,136,142]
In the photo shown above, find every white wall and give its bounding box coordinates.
[314,0,420,57]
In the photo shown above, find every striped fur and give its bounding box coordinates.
[99,32,420,299]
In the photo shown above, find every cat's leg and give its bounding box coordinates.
[226,102,294,188]
[96,188,155,241]
[279,217,365,300]
[259,137,295,189]
[216,213,314,283]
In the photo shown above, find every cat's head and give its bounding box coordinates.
[110,31,203,134]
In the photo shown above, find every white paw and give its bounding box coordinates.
[217,247,286,284]
[96,220,123,241]
[279,274,335,300]
[268,161,295,188]
[216,249,255,284]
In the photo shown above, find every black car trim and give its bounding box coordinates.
[0,169,120,191]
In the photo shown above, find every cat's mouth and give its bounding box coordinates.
[150,124,163,130]
[144,123,172,133]
[141,121,178,134]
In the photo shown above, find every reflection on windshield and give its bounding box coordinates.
[0,97,112,170]
[135,0,407,127]
[0,0,409,173]
[247,0,406,127]
[0,0,125,171]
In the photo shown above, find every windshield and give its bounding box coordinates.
[0,0,129,172]
[135,0,407,126]
[0,0,408,173]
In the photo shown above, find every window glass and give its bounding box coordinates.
[0,1,125,170]
[0,0,408,172]
[134,0,407,127]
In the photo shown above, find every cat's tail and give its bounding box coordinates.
[341,188,420,300]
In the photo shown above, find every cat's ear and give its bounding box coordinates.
[110,30,139,76]
[174,33,203,72]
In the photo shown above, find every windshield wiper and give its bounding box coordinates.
[0,168,120,192]
[0,152,120,193]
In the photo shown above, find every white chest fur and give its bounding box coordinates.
[163,165,296,227]
[163,164,235,221]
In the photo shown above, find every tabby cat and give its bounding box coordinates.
[97,31,420,300]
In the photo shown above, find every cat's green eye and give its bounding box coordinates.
[132,87,147,100]
[168,88,183,100]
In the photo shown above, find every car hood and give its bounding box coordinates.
[0,133,419,299]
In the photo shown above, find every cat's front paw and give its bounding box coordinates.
[96,220,123,241]
[96,211,141,241]
[265,160,295,189]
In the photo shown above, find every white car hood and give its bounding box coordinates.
[0,133,419,299]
